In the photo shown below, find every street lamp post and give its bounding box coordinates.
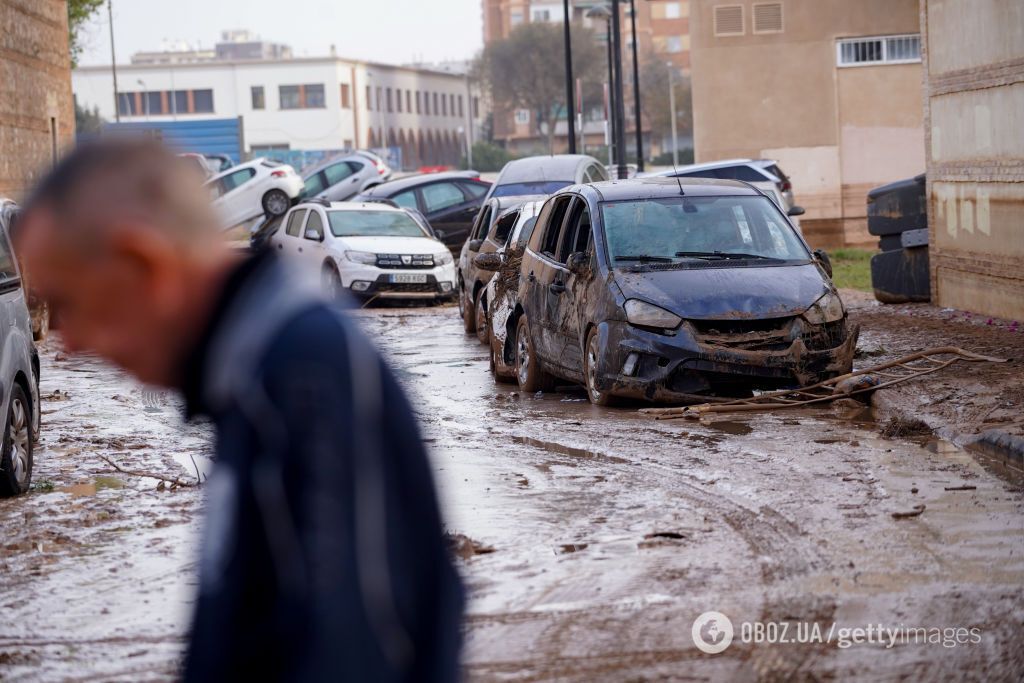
[562,0,577,154]
[108,0,120,122]
[137,79,149,121]
[610,0,628,179]
[629,0,643,171]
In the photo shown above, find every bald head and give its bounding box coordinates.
[19,138,241,386]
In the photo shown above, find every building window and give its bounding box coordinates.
[532,8,552,22]
[433,93,439,116]
[340,83,351,109]
[665,36,684,53]
[192,89,214,113]
[416,91,422,114]
[652,2,683,20]
[376,87,383,113]
[472,96,479,118]
[386,88,393,112]
[753,3,783,34]
[406,90,412,113]
[510,10,524,26]
[514,109,530,125]
[251,86,265,110]
[458,95,464,118]
[449,94,456,117]
[366,85,372,110]
[713,5,744,36]
[837,34,921,67]
[279,84,325,109]
[396,89,403,112]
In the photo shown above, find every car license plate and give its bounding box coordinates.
[390,273,428,284]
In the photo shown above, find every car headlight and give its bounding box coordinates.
[802,291,845,324]
[434,251,454,266]
[624,299,682,329]
[345,250,377,265]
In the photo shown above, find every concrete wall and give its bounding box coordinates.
[922,0,1024,320]
[690,0,925,247]
[0,0,75,201]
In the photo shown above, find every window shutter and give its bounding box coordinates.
[753,3,783,33]
[713,5,744,36]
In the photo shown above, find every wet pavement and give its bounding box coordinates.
[1,305,1022,680]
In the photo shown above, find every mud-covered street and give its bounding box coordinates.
[2,297,1023,681]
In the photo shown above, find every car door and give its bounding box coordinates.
[275,208,307,257]
[217,167,259,226]
[299,208,326,268]
[550,198,594,377]
[461,202,493,286]
[321,161,362,201]
[525,195,573,364]
[422,181,480,249]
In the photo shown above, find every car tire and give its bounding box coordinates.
[584,329,618,407]
[321,264,343,300]
[489,327,516,385]
[461,284,477,334]
[262,189,291,218]
[0,383,33,497]
[515,315,554,393]
[474,290,489,345]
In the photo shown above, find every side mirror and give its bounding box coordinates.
[304,228,324,242]
[787,205,805,217]
[813,248,833,278]
[567,251,590,276]
[474,252,502,272]
[434,228,447,239]
[467,238,484,252]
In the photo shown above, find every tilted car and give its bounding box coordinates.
[354,171,491,251]
[206,158,304,229]
[301,152,392,203]
[457,194,545,338]
[471,200,545,382]
[509,178,857,405]
[0,209,41,496]
[269,200,455,302]
[486,154,609,201]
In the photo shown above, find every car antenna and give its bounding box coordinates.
[671,162,685,196]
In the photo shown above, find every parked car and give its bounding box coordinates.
[206,158,303,229]
[354,171,492,251]
[750,181,804,234]
[486,155,609,200]
[605,163,639,180]
[301,153,392,203]
[203,153,234,174]
[472,199,545,382]
[269,200,455,302]
[508,177,857,405]
[646,158,795,208]
[352,149,394,181]
[178,153,217,179]
[0,208,41,496]
[457,194,545,337]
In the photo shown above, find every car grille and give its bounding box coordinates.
[376,253,435,269]
[802,319,847,351]
[690,317,795,351]
[375,282,440,294]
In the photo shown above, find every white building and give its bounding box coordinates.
[73,54,485,169]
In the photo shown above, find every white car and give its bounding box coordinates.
[206,158,303,229]
[270,200,456,302]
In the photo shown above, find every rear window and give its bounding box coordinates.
[328,210,428,238]
[715,165,768,182]
[493,180,572,198]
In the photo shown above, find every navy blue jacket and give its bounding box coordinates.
[181,252,463,682]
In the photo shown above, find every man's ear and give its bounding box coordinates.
[107,227,184,309]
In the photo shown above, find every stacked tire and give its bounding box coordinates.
[867,173,930,304]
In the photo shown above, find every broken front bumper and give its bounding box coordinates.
[593,318,860,403]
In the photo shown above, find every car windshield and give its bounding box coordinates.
[328,210,427,238]
[601,195,809,268]
[492,180,572,198]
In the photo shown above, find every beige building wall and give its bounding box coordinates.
[690,0,925,247]
[922,0,1024,320]
[0,0,75,201]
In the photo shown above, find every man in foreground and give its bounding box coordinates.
[17,140,463,681]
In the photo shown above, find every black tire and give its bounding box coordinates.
[321,265,343,300]
[489,327,517,385]
[515,315,554,393]
[474,290,489,345]
[0,384,33,496]
[262,189,291,218]
[461,283,477,334]
[584,329,618,406]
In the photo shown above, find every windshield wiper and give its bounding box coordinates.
[616,255,675,263]
[674,251,779,261]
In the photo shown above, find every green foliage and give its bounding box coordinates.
[68,0,105,67]
[462,142,516,173]
[75,100,105,134]
[640,55,692,152]
[829,248,875,292]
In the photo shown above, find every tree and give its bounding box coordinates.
[639,54,693,156]
[479,22,604,153]
[75,100,105,134]
[68,0,105,68]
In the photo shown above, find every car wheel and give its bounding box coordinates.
[474,290,489,345]
[584,329,618,406]
[262,189,290,217]
[489,327,516,385]
[462,285,477,334]
[0,384,33,496]
[321,265,343,300]
[515,315,554,393]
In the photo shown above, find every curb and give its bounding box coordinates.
[969,430,1024,467]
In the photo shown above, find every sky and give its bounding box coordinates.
[77,0,484,67]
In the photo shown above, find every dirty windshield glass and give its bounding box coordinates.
[601,195,809,267]
[328,210,427,238]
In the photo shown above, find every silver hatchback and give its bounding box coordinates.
[0,199,41,496]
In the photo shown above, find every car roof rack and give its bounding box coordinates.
[298,197,333,208]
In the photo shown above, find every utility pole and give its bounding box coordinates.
[668,63,679,167]
[108,0,120,122]
[562,0,577,154]
[465,75,474,168]
[611,0,628,179]
[629,0,644,171]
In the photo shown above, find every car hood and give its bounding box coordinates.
[334,235,446,255]
[612,263,830,320]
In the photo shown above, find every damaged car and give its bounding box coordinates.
[510,177,858,405]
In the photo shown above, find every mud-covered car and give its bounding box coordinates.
[510,178,858,405]
[472,200,545,381]
[458,194,544,338]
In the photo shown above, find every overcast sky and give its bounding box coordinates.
[77,0,484,67]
